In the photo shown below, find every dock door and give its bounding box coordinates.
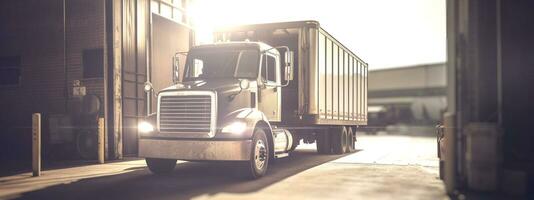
[149,14,192,112]
[121,10,192,156]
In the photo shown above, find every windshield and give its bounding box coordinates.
[183,48,259,81]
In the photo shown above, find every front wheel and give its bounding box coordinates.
[146,158,177,174]
[241,128,270,179]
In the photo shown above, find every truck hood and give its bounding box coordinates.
[157,78,255,128]
[158,79,241,95]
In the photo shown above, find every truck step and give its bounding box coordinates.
[275,152,289,159]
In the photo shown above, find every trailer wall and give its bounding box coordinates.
[309,28,368,125]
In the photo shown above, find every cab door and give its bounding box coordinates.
[258,52,281,122]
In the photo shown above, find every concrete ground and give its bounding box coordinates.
[0,134,447,200]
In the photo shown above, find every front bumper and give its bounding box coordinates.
[139,137,252,161]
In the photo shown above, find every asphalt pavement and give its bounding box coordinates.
[0,134,447,200]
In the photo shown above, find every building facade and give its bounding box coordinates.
[0,0,193,170]
[368,63,447,128]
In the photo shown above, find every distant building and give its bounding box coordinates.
[368,62,446,128]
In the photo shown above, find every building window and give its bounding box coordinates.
[160,3,172,17]
[0,56,21,85]
[151,0,188,24]
[151,0,160,13]
[83,48,104,78]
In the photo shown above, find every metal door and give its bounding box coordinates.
[258,53,281,122]
[121,0,147,156]
[149,14,191,112]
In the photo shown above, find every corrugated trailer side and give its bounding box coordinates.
[306,26,368,126]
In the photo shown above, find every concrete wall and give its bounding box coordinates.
[65,0,106,106]
[0,0,105,167]
[446,0,534,194]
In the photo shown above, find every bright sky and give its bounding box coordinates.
[188,0,446,70]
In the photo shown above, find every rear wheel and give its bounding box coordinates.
[346,127,355,153]
[316,128,331,154]
[331,126,347,155]
[146,158,177,174]
[241,128,269,179]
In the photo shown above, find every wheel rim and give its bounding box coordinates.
[254,139,267,170]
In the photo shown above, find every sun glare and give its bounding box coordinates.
[188,0,215,44]
[187,0,445,69]
[188,0,241,44]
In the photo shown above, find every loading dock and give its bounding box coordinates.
[0,0,193,167]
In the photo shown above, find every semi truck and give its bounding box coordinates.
[138,21,368,178]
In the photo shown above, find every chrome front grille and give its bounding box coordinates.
[157,91,216,137]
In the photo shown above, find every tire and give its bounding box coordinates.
[316,128,331,154]
[439,161,445,180]
[146,158,177,174]
[331,126,347,155]
[242,128,270,179]
[346,127,355,153]
[352,126,359,148]
[76,131,97,160]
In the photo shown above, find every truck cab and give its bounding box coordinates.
[138,42,294,178]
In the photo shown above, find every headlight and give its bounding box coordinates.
[221,121,247,135]
[138,121,154,133]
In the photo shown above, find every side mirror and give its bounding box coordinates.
[144,81,154,93]
[284,51,294,81]
[239,79,250,90]
[172,54,180,83]
[144,81,157,99]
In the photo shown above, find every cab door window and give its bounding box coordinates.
[261,54,277,83]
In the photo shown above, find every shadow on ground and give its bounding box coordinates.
[17,149,358,200]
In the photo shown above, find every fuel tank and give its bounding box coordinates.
[272,128,294,153]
